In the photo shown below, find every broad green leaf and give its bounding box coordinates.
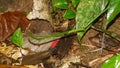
[71,0,80,7]
[54,0,68,9]
[102,54,120,68]
[52,0,57,13]
[106,0,120,26]
[76,0,108,41]
[63,9,76,19]
[11,28,23,47]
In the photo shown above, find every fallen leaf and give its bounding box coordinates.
[0,64,28,68]
[89,54,113,67]
[0,11,30,42]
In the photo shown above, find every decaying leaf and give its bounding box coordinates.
[60,55,80,68]
[54,19,69,31]
[89,34,120,52]
[0,64,28,68]
[0,11,30,42]
[0,55,12,65]
[0,42,29,60]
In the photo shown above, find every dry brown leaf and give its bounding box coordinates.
[0,42,29,60]
[0,64,28,68]
[0,11,30,42]
[54,20,69,32]
[89,54,113,67]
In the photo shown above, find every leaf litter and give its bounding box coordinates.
[0,1,120,68]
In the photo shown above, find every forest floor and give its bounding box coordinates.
[0,0,120,68]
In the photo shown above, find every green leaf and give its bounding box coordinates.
[106,0,120,26]
[102,54,120,68]
[71,0,80,7]
[52,0,57,13]
[11,28,23,47]
[63,9,76,19]
[54,0,68,9]
[76,0,108,41]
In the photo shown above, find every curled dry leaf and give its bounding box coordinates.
[0,11,30,42]
[0,42,29,60]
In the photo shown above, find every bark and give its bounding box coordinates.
[27,0,52,23]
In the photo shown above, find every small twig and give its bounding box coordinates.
[100,14,107,53]
[100,33,105,53]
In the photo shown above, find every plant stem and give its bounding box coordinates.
[29,28,84,40]
[91,26,120,41]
